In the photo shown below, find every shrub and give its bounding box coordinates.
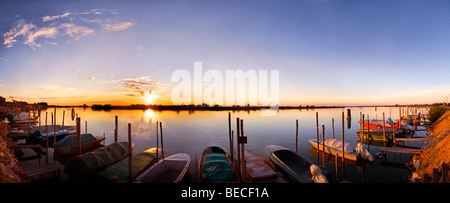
[428,103,448,123]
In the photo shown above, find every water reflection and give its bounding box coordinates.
[35,106,427,182]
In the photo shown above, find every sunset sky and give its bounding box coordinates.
[0,0,449,106]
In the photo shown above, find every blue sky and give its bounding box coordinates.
[0,0,449,105]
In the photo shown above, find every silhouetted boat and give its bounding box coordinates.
[134,153,190,183]
[53,133,105,156]
[265,145,314,183]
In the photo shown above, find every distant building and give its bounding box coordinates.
[13,101,28,108]
[0,96,5,106]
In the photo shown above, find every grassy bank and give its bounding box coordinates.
[413,110,450,180]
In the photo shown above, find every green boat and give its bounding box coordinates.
[96,147,163,183]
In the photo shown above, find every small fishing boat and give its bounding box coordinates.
[358,119,414,131]
[26,129,76,144]
[53,133,105,156]
[309,138,374,162]
[244,149,280,182]
[96,147,163,183]
[265,145,315,183]
[309,138,359,162]
[134,153,191,183]
[198,146,239,183]
[64,142,135,181]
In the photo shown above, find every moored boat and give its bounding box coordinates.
[53,133,105,156]
[198,146,239,183]
[134,153,191,183]
[309,138,374,162]
[265,145,315,183]
[64,141,134,182]
[96,147,163,183]
[308,138,359,162]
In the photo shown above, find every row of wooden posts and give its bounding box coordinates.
[227,111,349,182]
[227,113,248,182]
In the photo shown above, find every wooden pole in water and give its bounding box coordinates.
[332,118,335,139]
[85,121,87,134]
[228,112,233,162]
[62,110,65,131]
[156,121,159,159]
[322,125,325,168]
[335,153,339,182]
[362,114,365,143]
[53,108,56,144]
[45,112,48,164]
[240,119,246,183]
[295,119,298,153]
[316,112,319,165]
[160,121,164,159]
[341,111,345,165]
[236,117,241,173]
[76,117,81,155]
[114,115,118,143]
[383,113,386,147]
[128,123,132,181]
[367,115,370,144]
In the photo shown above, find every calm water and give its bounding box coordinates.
[25,106,427,183]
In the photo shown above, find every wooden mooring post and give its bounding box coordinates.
[114,115,118,143]
[322,125,325,168]
[316,112,319,165]
[295,119,298,153]
[128,123,132,181]
[76,117,81,155]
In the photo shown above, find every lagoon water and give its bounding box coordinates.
[30,106,425,183]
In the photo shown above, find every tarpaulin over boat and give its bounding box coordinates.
[324,139,353,153]
[96,148,160,183]
[64,142,132,179]
[54,134,97,148]
[202,152,236,183]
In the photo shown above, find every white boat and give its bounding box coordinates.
[309,138,363,162]
[134,153,191,183]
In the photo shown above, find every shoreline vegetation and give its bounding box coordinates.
[48,103,433,111]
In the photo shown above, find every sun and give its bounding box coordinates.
[144,91,158,104]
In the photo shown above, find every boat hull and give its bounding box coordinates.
[198,146,239,183]
[308,139,358,162]
[54,136,105,156]
[265,145,314,183]
[134,153,191,183]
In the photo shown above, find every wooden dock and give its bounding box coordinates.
[24,163,61,183]
[380,146,422,155]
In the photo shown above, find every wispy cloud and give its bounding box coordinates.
[88,77,96,81]
[103,22,135,31]
[3,9,134,49]
[25,27,58,48]
[42,12,72,22]
[61,23,95,40]
[103,76,158,96]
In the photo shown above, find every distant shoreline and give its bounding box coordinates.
[46,104,432,111]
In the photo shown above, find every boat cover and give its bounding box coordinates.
[310,164,328,183]
[64,142,132,178]
[96,148,159,183]
[355,143,374,161]
[202,152,236,183]
[324,139,354,153]
[54,134,97,148]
